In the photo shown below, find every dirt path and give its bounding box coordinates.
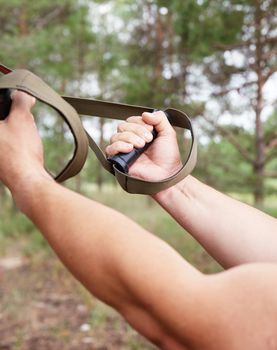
[0,251,155,350]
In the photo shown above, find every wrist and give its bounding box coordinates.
[152,175,197,206]
[9,169,55,214]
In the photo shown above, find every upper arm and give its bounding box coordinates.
[200,264,277,349]
[119,260,277,349]
[90,210,277,349]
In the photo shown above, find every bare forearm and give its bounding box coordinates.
[154,176,277,268]
[11,176,200,333]
[13,177,131,305]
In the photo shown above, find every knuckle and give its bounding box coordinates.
[117,122,126,132]
[138,127,150,138]
[136,137,146,147]
[106,144,118,156]
[110,134,118,143]
[113,141,122,151]
[105,145,111,155]
[155,110,166,119]
[124,131,135,142]
[126,116,142,123]
[159,111,167,118]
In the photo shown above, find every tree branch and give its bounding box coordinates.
[212,80,257,97]
[261,35,277,46]
[262,50,276,63]
[202,115,254,164]
[265,148,277,164]
[213,35,276,52]
[264,66,277,84]
[213,39,252,51]
[263,170,277,178]
[35,7,65,30]
[265,137,277,152]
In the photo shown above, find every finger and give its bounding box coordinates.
[110,131,146,148]
[126,116,153,131]
[105,141,134,156]
[9,90,36,120]
[141,111,175,136]
[117,122,153,142]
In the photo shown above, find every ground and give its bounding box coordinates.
[0,246,156,350]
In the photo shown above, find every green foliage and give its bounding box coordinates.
[0,0,275,202]
[0,212,33,238]
[195,114,277,197]
[0,0,101,182]
[0,0,95,79]
[196,138,253,192]
[0,6,275,346]
[266,207,277,218]
[171,0,244,59]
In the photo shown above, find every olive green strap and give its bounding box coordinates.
[0,67,197,195]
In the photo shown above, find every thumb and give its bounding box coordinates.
[9,90,36,120]
[141,111,174,136]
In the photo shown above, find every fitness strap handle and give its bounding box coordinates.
[0,66,197,195]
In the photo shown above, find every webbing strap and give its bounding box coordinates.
[0,66,197,195]
[0,68,89,182]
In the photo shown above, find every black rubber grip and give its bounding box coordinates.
[107,110,169,173]
[107,128,158,173]
[0,89,12,120]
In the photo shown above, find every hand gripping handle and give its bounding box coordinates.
[107,128,157,173]
[107,110,170,173]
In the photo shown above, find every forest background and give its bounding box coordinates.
[0,1,276,349]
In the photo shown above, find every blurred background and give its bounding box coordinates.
[0,1,276,349]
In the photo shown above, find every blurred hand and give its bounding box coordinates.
[0,90,50,191]
[105,111,182,181]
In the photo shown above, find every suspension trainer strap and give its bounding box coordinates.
[0,66,197,195]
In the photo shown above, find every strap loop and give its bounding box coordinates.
[0,69,88,182]
[0,66,197,195]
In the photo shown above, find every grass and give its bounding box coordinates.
[86,187,276,273]
[86,187,222,273]
[1,186,276,268]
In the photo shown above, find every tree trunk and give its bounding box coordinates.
[75,174,82,194]
[18,4,28,68]
[154,8,163,80]
[253,0,265,207]
[96,118,105,191]
[19,6,28,36]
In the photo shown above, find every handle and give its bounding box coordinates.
[107,110,168,173]
[0,89,12,120]
[107,128,158,173]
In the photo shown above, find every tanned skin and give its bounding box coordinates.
[1,91,277,349]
